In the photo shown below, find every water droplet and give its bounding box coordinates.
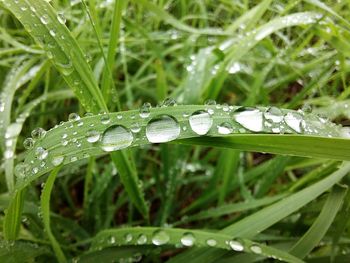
[161,98,177,107]
[101,114,110,124]
[189,110,213,135]
[250,244,262,254]
[229,240,244,251]
[51,155,64,166]
[130,123,141,133]
[217,122,233,134]
[86,130,100,143]
[137,234,147,245]
[101,125,133,152]
[57,13,66,24]
[57,60,73,76]
[146,115,180,143]
[181,233,195,247]
[68,113,80,121]
[232,108,263,132]
[264,107,284,123]
[205,99,216,105]
[139,102,151,118]
[31,127,46,139]
[49,29,56,37]
[206,239,217,247]
[284,112,303,133]
[23,138,34,149]
[109,236,116,244]
[124,233,133,243]
[35,147,48,160]
[40,14,49,25]
[152,230,169,246]
[32,167,39,174]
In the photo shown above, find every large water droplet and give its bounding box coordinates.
[86,130,100,143]
[250,244,262,254]
[51,155,64,166]
[152,230,169,246]
[206,239,217,247]
[31,127,46,139]
[137,234,147,245]
[40,14,49,25]
[161,98,177,107]
[146,115,180,143]
[217,122,233,134]
[264,107,284,123]
[68,113,80,122]
[35,147,48,160]
[23,138,34,149]
[100,114,110,124]
[101,125,133,152]
[124,233,133,243]
[57,13,66,24]
[139,102,151,118]
[232,108,263,132]
[189,110,213,135]
[181,233,195,247]
[229,240,244,251]
[284,112,303,133]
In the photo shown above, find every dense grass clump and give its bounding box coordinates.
[1,0,350,262]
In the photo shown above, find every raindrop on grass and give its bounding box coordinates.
[101,125,133,151]
[161,98,177,107]
[23,138,34,149]
[152,230,169,246]
[206,239,217,247]
[51,155,64,166]
[31,127,46,139]
[217,122,233,134]
[264,107,284,123]
[137,234,147,245]
[40,14,49,25]
[181,233,195,247]
[57,13,66,24]
[101,114,110,124]
[124,233,133,243]
[139,102,151,118]
[250,244,262,254]
[130,123,141,133]
[189,110,213,135]
[86,130,100,143]
[232,108,263,132]
[146,115,180,143]
[35,147,48,160]
[68,113,80,122]
[229,240,244,251]
[284,112,303,133]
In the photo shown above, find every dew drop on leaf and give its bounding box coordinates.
[51,155,64,166]
[180,232,195,247]
[229,240,244,251]
[232,108,263,132]
[250,244,262,254]
[68,113,80,122]
[23,138,34,149]
[101,125,133,151]
[217,122,233,134]
[189,110,213,135]
[152,230,169,246]
[139,102,151,118]
[146,115,180,143]
[35,147,48,160]
[86,130,100,143]
[137,234,147,245]
[31,127,46,139]
[57,13,66,24]
[284,112,304,133]
[206,239,217,247]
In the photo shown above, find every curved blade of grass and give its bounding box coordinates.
[289,184,347,258]
[2,0,107,113]
[40,166,67,263]
[3,189,26,240]
[12,104,348,191]
[90,227,304,263]
[177,135,350,161]
[167,162,350,263]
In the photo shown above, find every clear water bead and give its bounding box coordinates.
[146,115,180,143]
[232,108,263,132]
[139,102,151,118]
[229,240,244,251]
[51,155,64,166]
[23,138,34,149]
[35,147,48,160]
[152,230,169,246]
[284,112,304,133]
[68,113,80,122]
[101,125,133,152]
[137,234,147,245]
[57,13,66,24]
[189,110,213,135]
[86,130,100,143]
[264,107,284,123]
[180,233,195,247]
[31,127,46,139]
[217,122,233,134]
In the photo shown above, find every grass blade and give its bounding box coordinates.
[3,189,25,240]
[41,166,67,263]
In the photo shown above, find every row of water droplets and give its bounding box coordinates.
[92,229,284,261]
[15,100,346,182]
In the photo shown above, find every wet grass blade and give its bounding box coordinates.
[2,0,107,113]
[289,184,347,258]
[41,166,67,263]
[3,189,25,240]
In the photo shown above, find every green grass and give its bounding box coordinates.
[1,0,350,262]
